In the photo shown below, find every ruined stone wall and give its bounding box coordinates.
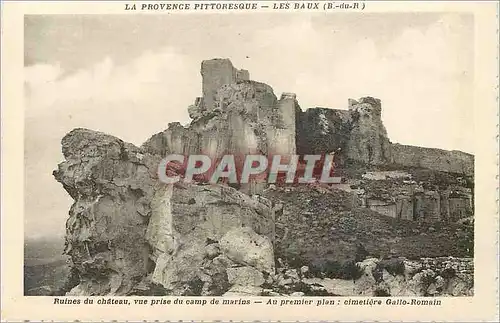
[296,97,392,166]
[346,97,392,165]
[413,191,441,222]
[391,144,474,176]
[396,196,414,221]
[142,59,298,194]
[296,97,472,175]
[359,174,472,223]
[295,107,351,158]
[148,60,474,181]
[448,196,473,222]
[201,58,250,112]
[366,199,397,218]
[267,93,299,158]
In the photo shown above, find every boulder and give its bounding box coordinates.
[54,128,275,296]
[226,266,265,286]
[205,243,221,260]
[302,278,356,296]
[353,258,379,295]
[223,284,263,296]
[220,227,275,274]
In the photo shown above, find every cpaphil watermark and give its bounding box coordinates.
[157,153,343,185]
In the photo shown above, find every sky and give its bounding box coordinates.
[24,13,474,239]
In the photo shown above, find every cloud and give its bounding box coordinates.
[25,48,198,124]
[24,47,200,238]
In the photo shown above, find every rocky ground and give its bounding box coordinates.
[260,184,473,297]
[265,184,474,266]
[262,256,473,297]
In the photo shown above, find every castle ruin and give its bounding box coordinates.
[142,58,474,222]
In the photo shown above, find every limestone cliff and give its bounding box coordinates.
[55,128,275,296]
[142,59,298,194]
[144,58,472,175]
[52,58,474,297]
[391,144,474,175]
[346,97,392,165]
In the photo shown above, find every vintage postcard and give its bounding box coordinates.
[1,0,499,321]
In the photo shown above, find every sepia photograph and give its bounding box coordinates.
[23,12,477,299]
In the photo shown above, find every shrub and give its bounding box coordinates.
[354,243,369,262]
[457,226,474,257]
[371,258,405,284]
[374,288,391,297]
[309,260,364,280]
[183,277,204,296]
[380,258,405,276]
[440,267,457,279]
[207,272,230,296]
[339,261,364,280]
[421,274,436,287]
[322,261,343,279]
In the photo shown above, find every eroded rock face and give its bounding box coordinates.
[220,227,275,274]
[201,58,250,112]
[54,128,275,296]
[391,144,474,176]
[358,171,473,223]
[143,61,298,166]
[143,58,472,185]
[296,97,392,166]
[226,266,265,286]
[54,128,160,295]
[149,186,275,294]
[142,59,298,194]
[347,97,392,165]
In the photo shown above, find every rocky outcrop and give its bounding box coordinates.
[391,144,474,176]
[52,58,475,297]
[295,257,473,297]
[297,97,472,174]
[295,107,351,159]
[54,128,275,296]
[356,170,473,223]
[142,58,473,183]
[220,227,275,274]
[226,266,265,287]
[264,184,474,273]
[54,128,160,296]
[201,58,249,113]
[142,59,298,194]
[232,256,473,297]
[346,97,392,165]
[296,97,392,166]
